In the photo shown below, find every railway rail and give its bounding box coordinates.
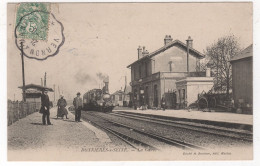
[83,112,204,151]
[109,111,253,142]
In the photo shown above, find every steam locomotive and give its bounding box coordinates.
[82,79,114,112]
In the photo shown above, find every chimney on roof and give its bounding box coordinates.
[142,46,149,57]
[137,46,142,59]
[186,36,193,48]
[186,36,193,73]
[164,35,173,45]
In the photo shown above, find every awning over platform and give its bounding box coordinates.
[18,84,54,92]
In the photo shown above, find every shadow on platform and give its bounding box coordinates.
[30,122,44,126]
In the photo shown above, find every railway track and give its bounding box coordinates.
[83,112,204,151]
[109,111,253,142]
[86,117,158,151]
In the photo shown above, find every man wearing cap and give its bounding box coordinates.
[41,89,52,125]
[73,92,83,122]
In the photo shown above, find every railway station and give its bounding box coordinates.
[6,2,254,162]
[127,35,214,110]
[7,37,253,160]
[7,36,254,161]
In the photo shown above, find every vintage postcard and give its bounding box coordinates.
[6,2,254,161]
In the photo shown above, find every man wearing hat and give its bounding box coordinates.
[73,92,83,122]
[41,89,52,125]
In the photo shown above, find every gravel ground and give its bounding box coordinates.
[89,111,252,150]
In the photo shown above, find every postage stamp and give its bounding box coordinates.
[15,3,50,40]
[14,3,65,60]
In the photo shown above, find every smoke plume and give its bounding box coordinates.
[74,71,97,85]
[74,71,109,86]
[96,72,109,82]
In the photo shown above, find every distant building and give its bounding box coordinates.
[127,35,214,109]
[111,90,124,106]
[111,86,132,107]
[230,44,253,113]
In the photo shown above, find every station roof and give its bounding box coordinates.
[230,44,253,62]
[18,84,54,92]
[127,39,205,68]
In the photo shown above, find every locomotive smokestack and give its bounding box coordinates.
[103,76,109,93]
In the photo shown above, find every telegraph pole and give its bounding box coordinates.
[58,85,60,97]
[125,76,127,90]
[20,42,26,102]
[44,72,47,87]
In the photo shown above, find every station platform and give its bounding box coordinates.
[7,106,114,161]
[114,108,253,127]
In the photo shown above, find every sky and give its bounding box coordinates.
[7,2,253,101]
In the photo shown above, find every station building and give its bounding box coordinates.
[127,35,213,109]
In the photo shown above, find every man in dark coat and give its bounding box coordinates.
[73,92,83,122]
[41,90,52,125]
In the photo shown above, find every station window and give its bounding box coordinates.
[145,62,148,77]
[134,68,137,80]
[178,89,181,102]
[182,89,186,101]
[139,65,142,78]
[119,94,123,101]
[169,61,173,72]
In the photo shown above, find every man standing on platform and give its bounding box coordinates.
[41,89,52,125]
[73,92,83,122]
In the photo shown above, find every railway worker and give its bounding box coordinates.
[73,92,83,122]
[41,89,52,125]
[57,95,68,119]
[161,95,166,111]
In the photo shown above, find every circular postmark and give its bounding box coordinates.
[15,10,65,60]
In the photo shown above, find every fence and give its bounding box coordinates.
[7,100,41,126]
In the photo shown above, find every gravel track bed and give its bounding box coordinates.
[81,113,137,152]
[111,112,252,140]
[113,112,252,135]
[92,112,252,149]
[82,112,176,151]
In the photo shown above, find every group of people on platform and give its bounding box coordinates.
[40,90,83,125]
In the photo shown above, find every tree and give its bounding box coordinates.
[204,35,241,97]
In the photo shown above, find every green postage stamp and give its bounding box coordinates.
[15,3,51,40]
